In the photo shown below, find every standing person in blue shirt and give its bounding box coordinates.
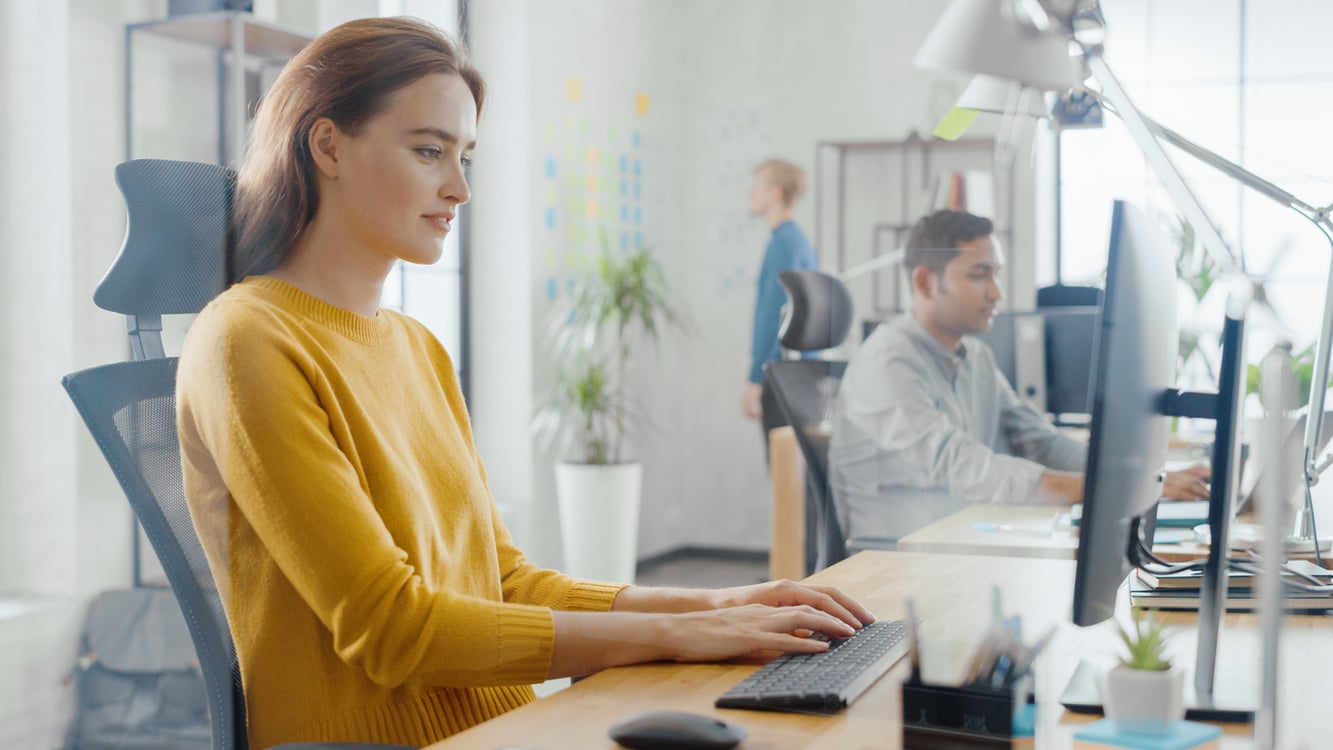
[741,159,818,450]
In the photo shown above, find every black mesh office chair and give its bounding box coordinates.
[62,159,410,750]
[764,270,855,573]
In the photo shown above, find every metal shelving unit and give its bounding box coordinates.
[125,10,311,165]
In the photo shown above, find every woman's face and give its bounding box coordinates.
[321,72,477,268]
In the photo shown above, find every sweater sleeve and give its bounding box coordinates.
[749,245,791,384]
[179,312,558,690]
[471,452,628,612]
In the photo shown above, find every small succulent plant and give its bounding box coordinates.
[1116,609,1172,671]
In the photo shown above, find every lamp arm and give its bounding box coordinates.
[1087,76,1333,486]
[1085,54,1241,276]
[838,249,906,281]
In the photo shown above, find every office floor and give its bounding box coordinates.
[635,550,769,588]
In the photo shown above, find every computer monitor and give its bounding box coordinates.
[1065,200,1252,721]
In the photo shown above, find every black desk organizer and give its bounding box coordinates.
[901,678,1035,749]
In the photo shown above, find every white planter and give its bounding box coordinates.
[1102,665,1186,735]
[555,462,643,584]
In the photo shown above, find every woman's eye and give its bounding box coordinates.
[461,154,474,168]
[415,147,443,160]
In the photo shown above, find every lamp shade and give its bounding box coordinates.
[956,74,1050,118]
[914,0,1082,91]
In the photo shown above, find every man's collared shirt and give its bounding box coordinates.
[829,313,1087,543]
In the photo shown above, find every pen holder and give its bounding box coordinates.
[901,677,1036,749]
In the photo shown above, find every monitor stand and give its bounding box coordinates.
[1059,659,1256,723]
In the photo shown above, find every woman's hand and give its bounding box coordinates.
[662,603,856,663]
[706,579,875,630]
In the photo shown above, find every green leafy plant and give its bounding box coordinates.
[1172,216,1220,386]
[1116,609,1173,671]
[1246,342,1323,410]
[533,245,686,465]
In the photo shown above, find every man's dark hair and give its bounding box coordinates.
[903,209,994,277]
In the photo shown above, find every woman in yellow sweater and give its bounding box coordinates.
[177,16,874,749]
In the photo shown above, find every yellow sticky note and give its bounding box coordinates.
[566,79,584,103]
[587,201,599,219]
[586,146,599,164]
[932,107,979,141]
[586,175,598,191]
[635,94,650,117]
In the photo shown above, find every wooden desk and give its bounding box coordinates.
[425,552,1333,749]
[898,504,1077,559]
[898,504,1326,564]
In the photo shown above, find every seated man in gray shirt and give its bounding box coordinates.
[829,209,1209,545]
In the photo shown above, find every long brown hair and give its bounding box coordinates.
[230,16,485,281]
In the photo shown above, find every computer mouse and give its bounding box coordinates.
[608,710,747,749]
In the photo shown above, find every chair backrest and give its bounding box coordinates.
[101,159,234,359]
[764,360,849,571]
[777,270,854,352]
[63,359,247,750]
[65,158,244,750]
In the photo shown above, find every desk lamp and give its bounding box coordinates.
[912,0,1328,739]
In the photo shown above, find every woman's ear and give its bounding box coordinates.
[307,118,341,179]
[911,264,935,300]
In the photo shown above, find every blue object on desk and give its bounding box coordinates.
[1074,718,1220,749]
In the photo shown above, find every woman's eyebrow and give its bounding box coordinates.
[405,126,476,149]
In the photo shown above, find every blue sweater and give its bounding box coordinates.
[749,220,818,384]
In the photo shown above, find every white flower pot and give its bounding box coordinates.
[555,462,643,584]
[1102,665,1186,735]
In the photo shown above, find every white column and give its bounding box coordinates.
[467,0,544,562]
[0,0,75,594]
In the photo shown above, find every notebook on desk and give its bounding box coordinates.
[1072,500,1210,529]
[1128,574,1333,612]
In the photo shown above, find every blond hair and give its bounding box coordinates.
[756,158,805,208]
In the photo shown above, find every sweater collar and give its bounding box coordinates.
[241,276,394,345]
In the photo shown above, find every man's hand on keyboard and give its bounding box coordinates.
[664,603,858,663]
[706,579,876,631]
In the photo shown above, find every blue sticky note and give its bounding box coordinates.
[1073,718,1221,749]
[566,278,577,295]
[621,204,628,222]
[545,158,556,179]
[620,232,628,251]
[546,279,557,300]
[619,154,628,173]
[634,232,642,248]
[634,206,641,224]
[633,159,642,177]
[545,208,556,229]
[632,131,641,148]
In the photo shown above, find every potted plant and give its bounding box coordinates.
[533,246,685,583]
[1103,609,1185,735]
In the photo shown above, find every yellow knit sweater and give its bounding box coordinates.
[177,276,626,748]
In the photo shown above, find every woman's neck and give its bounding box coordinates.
[269,220,390,318]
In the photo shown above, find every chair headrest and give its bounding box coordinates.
[777,270,854,352]
[95,160,235,316]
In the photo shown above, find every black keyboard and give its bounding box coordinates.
[714,620,908,713]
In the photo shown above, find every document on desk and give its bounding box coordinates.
[1128,575,1333,612]
[1071,500,1209,528]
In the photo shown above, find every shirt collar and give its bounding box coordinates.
[904,313,967,376]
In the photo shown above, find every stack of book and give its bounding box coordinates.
[1129,560,1333,612]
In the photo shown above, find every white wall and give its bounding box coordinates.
[481,0,1037,562]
